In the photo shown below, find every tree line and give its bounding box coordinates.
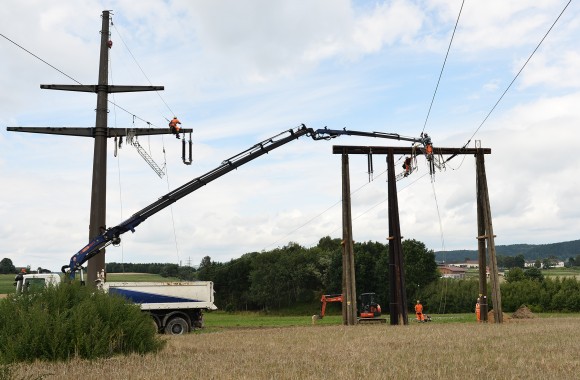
[436,239,580,263]
[106,237,439,313]
[112,237,439,311]
[90,239,580,314]
[4,237,579,313]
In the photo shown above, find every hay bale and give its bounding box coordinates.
[512,305,534,319]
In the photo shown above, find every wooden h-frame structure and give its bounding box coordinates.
[333,144,502,325]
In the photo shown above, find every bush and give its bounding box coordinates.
[0,283,165,364]
[224,303,236,313]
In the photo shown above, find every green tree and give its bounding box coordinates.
[177,266,196,281]
[542,258,553,269]
[513,254,525,268]
[159,264,179,278]
[505,267,526,283]
[197,256,215,281]
[524,267,544,282]
[0,258,16,274]
[248,243,323,309]
[420,279,480,314]
[355,241,385,298]
[403,239,439,302]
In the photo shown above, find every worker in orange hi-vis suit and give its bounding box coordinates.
[168,117,182,139]
[476,298,481,322]
[415,300,425,322]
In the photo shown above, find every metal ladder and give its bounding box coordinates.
[132,138,165,178]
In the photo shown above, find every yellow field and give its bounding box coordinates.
[11,317,580,379]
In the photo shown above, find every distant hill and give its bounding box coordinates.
[435,239,580,263]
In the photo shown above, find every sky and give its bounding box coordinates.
[1,0,579,272]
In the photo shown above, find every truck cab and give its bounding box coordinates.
[14,273,61,294]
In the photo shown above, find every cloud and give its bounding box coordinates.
[1,1,579,271]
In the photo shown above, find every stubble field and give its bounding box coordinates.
[10,316,580,380]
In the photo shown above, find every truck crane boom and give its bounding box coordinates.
[63,124,429,279]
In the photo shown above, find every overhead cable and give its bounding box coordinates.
[1,31,162,128]
[421,0,465,135]
[451,0,572,160]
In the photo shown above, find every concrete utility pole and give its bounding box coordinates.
[340,153,357,325]
[333,145,496,325]
[7,10,191,285]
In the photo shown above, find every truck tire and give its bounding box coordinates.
[165,317,189,335]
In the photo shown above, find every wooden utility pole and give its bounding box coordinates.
[386,149,408,325]
[476,149,502,323]
[476,169,489,322]
[333,145,495,325]
[341,153,357,325]
[7,10,191,285]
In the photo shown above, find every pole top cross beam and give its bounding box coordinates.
[332,145,491,155]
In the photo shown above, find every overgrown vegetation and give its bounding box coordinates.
[0,283,165,364]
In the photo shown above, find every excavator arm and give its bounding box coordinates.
[319,294,343,318]
[63,124,430,279]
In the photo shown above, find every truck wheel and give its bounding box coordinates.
[192,315,204,329]
[165,317,189,335]
[149,314,161,333]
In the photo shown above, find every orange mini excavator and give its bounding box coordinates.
[318,292,385,323]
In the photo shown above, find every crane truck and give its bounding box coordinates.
[52,124,429,333]
[62,124,431,281]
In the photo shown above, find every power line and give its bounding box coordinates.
[304,170,431,249]
[263,168,390,250]
[421,0,465,135]
[1,31,163,128]
[456,0,572,153]
[111,20,177,118]
[1,32,86,88]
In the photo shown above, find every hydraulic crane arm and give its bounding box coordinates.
[311,127,428,145]
[63,125,430,279]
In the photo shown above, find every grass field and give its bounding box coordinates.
[7,315,580,379]
[542,267,580,279]
[3,272,580,378]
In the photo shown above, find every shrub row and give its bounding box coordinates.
[0,283,165,364]
[417,276,580,314]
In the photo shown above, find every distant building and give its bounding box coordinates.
[449,260,480,269]
[524,260,565,269]
[439,266,467,279]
